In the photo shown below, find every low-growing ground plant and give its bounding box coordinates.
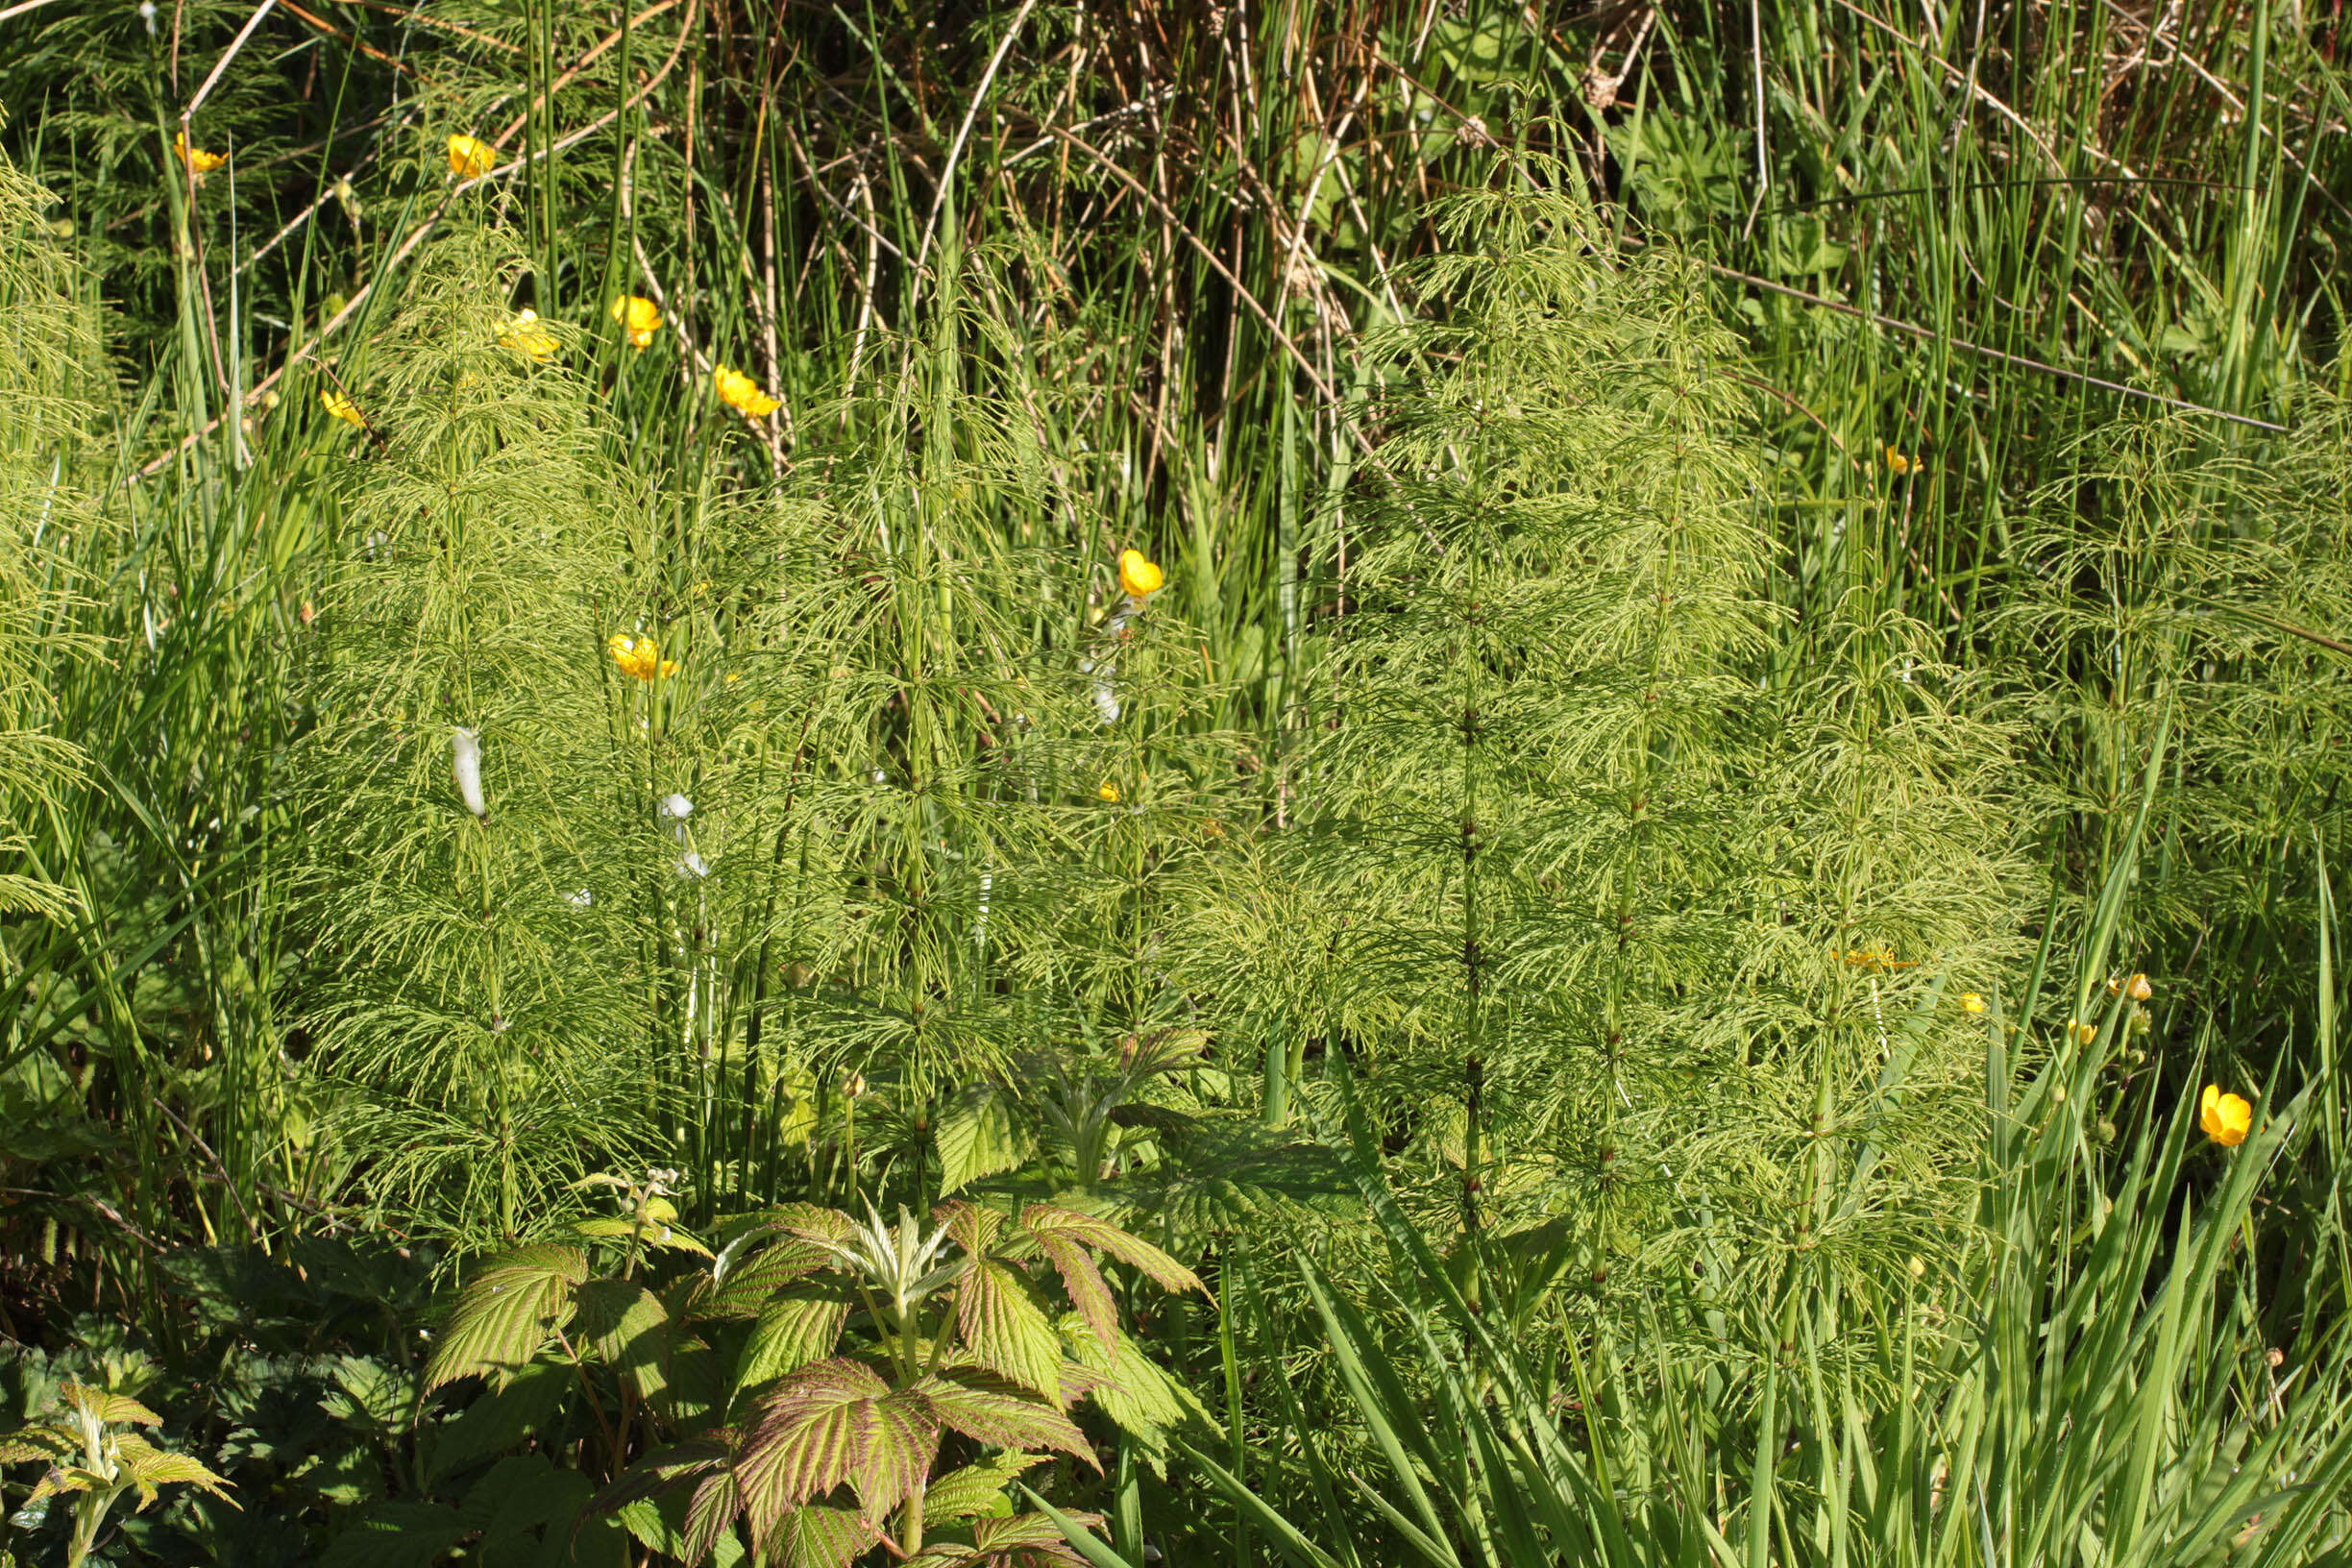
[364,1179,1211,1566]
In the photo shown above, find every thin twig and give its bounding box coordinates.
[909,0,1041,289]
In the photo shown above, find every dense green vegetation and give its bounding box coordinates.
[3,0,2350,1562]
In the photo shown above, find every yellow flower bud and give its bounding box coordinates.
[611,293,663,349]
[2199,1085,2251,1147]
[1118,548,1164,600]
[498,307,559,363]
[714,364,781,418]
[174,131,227,175]
[448,134,496,180]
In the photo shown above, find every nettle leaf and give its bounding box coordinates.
[735,1359,941,1535]
[1060,1315,1211,1440]
[617,1491,747,1568]
[64,1385,162,1426]
[955,1260,1066,1400]
[923,1452,1046,1522]
[937,1086,1035,1194]
[576,1278,672,1402]
[913,1510,1105,1568]
[426,1243,589,1391]
[712,1208,858,1315]
[939,1199,1006,1257]
[685,1468,746,1566]
[425,1360,571,1483]
[1029,1230,1115,1348]
[737,1290,853,1392]
[771,1504,878,1568]
[114,1433,237,1506]
[318,1501,469,1568]
[915,1372,1095,1467]
[1019,1207,1202,1296]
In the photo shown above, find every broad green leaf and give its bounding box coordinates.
[0,1431,68,1463]
[1059,1316,1208,1438]
[769,1503,878,1568]
[426,1244,589,1391]
[736,1358,941,1530]
[1031,1231,1116,1347]
[737,1290,853,1392]
[113,1433,236,1503]
[915,1509,1102,1567]
[618,1485,747,1568]
[939,1198,1007,1256]
[685,1469,747,1567]
[63,1384,163,1426]
[938,1085,1035,1194]
[318,1502,469,1568]
[956,1259,1066,1399]
[1019,1207,1201,1295]
[925,1452,1046,1521]
[915,1371,1095,1465]
[576,1278,672,1402]
[424,1361,570,1483]
[460,1453,595,1556]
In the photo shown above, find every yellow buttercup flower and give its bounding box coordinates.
[2199,1084,2251,1147]
[2127,972,2153,1001]
[611,294,662,350]
[174,131,227,175]
[713,364,781,418]
[448,135,497,179]
[1884,445,1917,476]
[499,307,559,363]
[320,389,365,427]
[608,634,670,682]
[1119,548,1164,600]
[1960,992,1987,1015]
[1097,781,1119,802]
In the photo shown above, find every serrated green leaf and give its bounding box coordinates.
[924,1452,1046,1521]
[684,1469,746,1566]
[737,1290,852,1391]
[575,1278,671,1402]
[915,1371,1096,1466]
[956,1261,1065,1400]
[939,1198,1006,1256]
[1031,1232,1116,1347]
[736,1359,941,1531]
[318,1502,470,1568]
[114,1433,236,1504]
[426,1244,589,1392]
[0,1432,69,1464]
[1060,1317,1205,1441]
[770,1504,878,1568]
[63,1384,162,1426]
[915,1509,1103,1568]
[618,1492,744,1568]
[938,1086,1035,1194]
[1018,1208,1201,1296]
[425,1360,571,1483]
